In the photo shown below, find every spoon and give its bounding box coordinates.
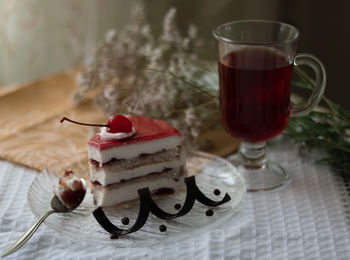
[2,194,85,257]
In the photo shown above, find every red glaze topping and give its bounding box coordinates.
[88,115,181,150]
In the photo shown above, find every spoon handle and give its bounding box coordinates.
[2,210,55,257]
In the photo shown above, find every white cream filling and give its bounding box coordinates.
[66,176,87,191]
[93,171,185,207]
[88,135,182,163]
[99,126,136,141]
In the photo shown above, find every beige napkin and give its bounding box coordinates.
[0,69,238,178]
[0,70,105,177]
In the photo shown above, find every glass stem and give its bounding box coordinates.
[239,142,267,169]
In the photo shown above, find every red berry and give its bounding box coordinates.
[64,170,73,177]
[107,115,133,133]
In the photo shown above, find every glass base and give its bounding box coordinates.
[238,163,291,192]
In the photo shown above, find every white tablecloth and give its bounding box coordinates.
[1,142,350,259]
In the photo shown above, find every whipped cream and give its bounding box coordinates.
[66,176,87,191]
[99,127,136,141]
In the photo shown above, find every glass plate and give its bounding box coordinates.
[27,151,245,247]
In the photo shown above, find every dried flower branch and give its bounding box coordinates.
[75,3,219,148]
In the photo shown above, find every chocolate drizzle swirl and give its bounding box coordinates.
[93,176,231,237]
[93,188,151,236]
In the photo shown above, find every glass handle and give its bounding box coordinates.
[292,53,327,117]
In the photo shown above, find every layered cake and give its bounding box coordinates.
[88,115,187,207]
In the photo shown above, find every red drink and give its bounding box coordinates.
[219,48,293,143]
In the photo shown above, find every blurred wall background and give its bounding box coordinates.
[0,0,136,85]
[0,0,348,110]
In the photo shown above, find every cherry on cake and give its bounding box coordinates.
[87,115,187,207]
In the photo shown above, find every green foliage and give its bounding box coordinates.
[285,68,350,177]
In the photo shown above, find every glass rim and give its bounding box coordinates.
[212,19,299,46]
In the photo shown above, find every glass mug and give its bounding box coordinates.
[213,20,326,192]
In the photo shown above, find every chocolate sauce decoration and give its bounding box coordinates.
[93,188,151,236]
[159,225,167,232]
[121,217,129,225]
[92,176,231,237]
[205,209,214,216]
[174,203,181,210]
[214,189,221,196]
[147,177,197,219]
[110,234,119,239]
[187,176,231,207]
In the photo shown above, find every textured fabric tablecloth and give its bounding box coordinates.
[0,142,350,260]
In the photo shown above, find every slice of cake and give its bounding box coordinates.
[88,115,187,207]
